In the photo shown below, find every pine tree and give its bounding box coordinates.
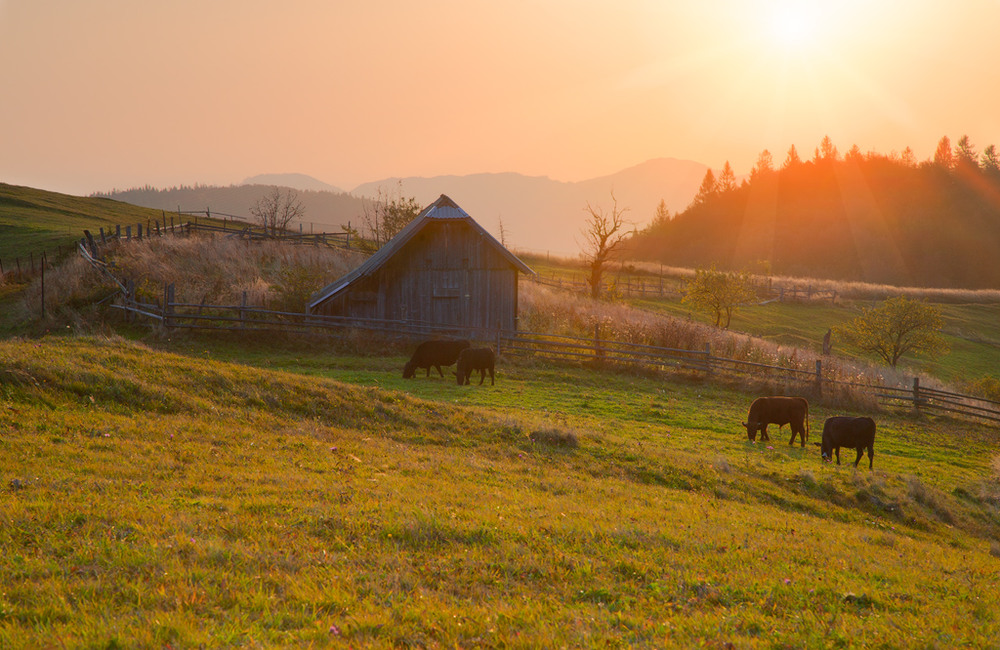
[783,145,802,169]
[692,169,717,206]
[981,144,1000,175]
[955,135,978,170]
[751,150,774,178]
[934,136,953,169]
[819,135,838,161]
[718,161,737,192]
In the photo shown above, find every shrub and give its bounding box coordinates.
[529,427,579,448]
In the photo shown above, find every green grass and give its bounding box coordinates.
[0,183,219,268]
[631,294,1000,384]
[3,335,999,647]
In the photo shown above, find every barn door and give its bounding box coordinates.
[431,269,469,327]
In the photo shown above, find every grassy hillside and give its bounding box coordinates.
[2,335,999,647]
[517,253,1000,387]
[0,183,219,266]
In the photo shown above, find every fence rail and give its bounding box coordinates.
[97,280,1000,425]
[530,272,838,304]
[61,221,999,425]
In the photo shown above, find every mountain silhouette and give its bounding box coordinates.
[242,173,343,194]
[104,158,711,256]
[351,158,711,255]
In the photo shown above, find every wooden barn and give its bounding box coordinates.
[308,194,534,333]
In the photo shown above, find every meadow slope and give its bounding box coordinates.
[2,335,999,648]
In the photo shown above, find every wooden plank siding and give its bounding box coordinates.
[311,216,525,333]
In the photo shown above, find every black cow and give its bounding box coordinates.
[743,396,810,446]
[455,347,495,386]
[820,416,876,469]
[403,340,471,379]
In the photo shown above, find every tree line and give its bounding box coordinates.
[627,135,1000,289]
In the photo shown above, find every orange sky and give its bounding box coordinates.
[2,1,999,198]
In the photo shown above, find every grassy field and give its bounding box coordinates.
[517,251,1000,386]
[0,183,224,269]
[2,334,1000,648]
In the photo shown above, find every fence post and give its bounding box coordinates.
[40,256,45,319]
[913,377,921,414]
[137,224,143,240]
[126,225,132,241]
[125,279,135,323]
[815,360,822,397]
[163,283,174,327]
[594,323,604,360]
[704,342,712,375]
[116,224,121,239]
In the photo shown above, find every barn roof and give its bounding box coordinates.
[308,194,534,311]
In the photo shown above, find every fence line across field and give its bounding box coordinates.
[65,224,1000,425]
[97,278,1000,425]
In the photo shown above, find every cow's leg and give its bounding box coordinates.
[789,425,799,446]
[425,366,431,377]
[435,365,444,378]
[760,425,770,441]
[854,447,864,467]
[489,366,494,385]
[867,445,874,469]
[835,447,842,465]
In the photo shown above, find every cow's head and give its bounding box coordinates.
[743,421,759,441]
[402,361,416,379]
[820,445,832,463]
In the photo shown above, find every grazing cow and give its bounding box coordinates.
[403,339,471,379]
[455,347,495,386]
[820,416,876,469]
[743,396,810,446]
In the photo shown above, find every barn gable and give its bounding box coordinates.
[308,194,534,333]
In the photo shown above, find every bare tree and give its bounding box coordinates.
[361,181,421,249]
[250,186,304,235]
[581,192,630,299]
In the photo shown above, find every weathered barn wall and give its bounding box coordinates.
[312,219,522,331]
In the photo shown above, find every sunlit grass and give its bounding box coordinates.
[2,335,999,646]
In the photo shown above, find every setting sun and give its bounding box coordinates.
[766,5,821,49]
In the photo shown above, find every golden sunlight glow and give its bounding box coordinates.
[766,5,822,50]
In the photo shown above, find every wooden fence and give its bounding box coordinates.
[101,281,1000,424]
[75,214,352,256]
[64,221,998,424]
[531,272,837,303]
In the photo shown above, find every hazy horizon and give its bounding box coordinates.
[3,1,999,197]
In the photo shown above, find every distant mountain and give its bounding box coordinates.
[101,158,711,255]
[351,158,711,255]
[100,184,366,233]
[242,173,343,194]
